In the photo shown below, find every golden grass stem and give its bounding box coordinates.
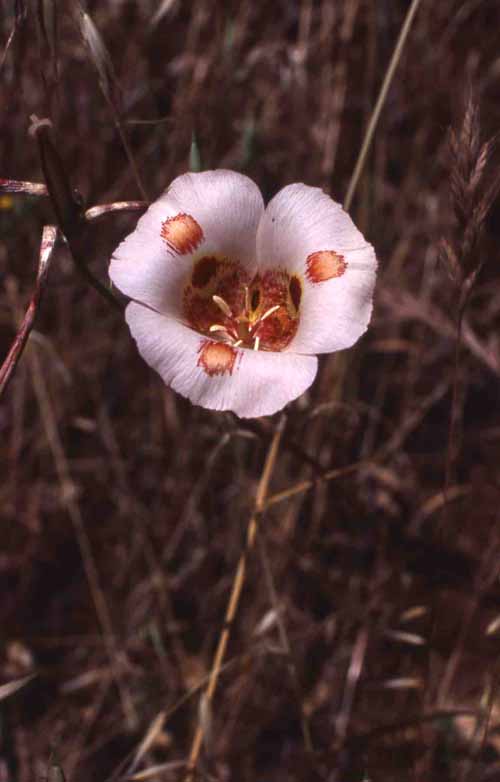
[344,0,423,211]
[184,416,286,780]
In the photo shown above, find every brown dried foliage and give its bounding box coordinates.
[1,2,500,782]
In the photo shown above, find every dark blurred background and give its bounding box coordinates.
[2,1,500,780]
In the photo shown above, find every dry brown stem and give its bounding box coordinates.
[0,224,56,399]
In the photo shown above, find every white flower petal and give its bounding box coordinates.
[290,259,376,354]
[110,170,264,315]
[256,183,377,354]
[125,303,318,418]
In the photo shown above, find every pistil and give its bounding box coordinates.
[208,293,282,351]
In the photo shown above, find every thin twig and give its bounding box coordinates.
[265,461,365,510]
[184,415,286,780]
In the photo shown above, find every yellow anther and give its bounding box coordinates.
[259,304,280,322]
[209,324,228,333]
[212,294,233,318]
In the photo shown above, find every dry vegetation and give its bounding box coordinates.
[2,1,500,780]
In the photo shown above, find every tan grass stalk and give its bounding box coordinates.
[344,0,423,211]
[184,415,286,780]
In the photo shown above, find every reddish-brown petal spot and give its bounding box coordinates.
[306,251,347,283]
[161,213,203,254]
[192,256,218,288]
[198,340,238,377]
[289,275,302,311]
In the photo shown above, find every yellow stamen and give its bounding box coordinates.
[259,304,280,322]
[212,294,233,318]
[253,336,260,351]
[209,324,229,333]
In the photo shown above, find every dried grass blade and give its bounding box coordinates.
[36,0,59,93]
[150,0,178,28]
[0,674,36,702]
[381,677,423,690]
[76,4,120,108]
[0,1,27,75]
[0,26,17,75]
[130,711,167,772]
[126,762,185,781]
[73,2,148,200]
[384,630,426,646]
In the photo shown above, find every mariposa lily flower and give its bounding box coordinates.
[109,170,376,418]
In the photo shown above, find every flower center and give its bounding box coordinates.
[183,256,302,351]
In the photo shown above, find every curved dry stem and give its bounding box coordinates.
[0,224,57,399]
[84,200,149,222]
